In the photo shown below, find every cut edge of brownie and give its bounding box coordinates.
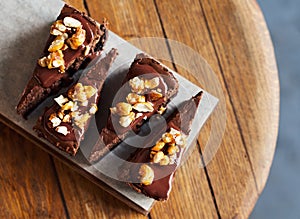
[17,4,108,118]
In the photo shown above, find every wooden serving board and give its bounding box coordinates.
[0,0,279,218]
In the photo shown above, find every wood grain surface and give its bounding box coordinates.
[0,0,279,218]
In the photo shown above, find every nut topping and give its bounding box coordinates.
[129,77,145,94]
[50,81,99,135]
[54,95,69,106]
[57,110,64,120]
[70,111,79,118]
[159,155,170,166]
[71,102,79,112]
[84,45,91,56]
[61,44,69,51]
[50,20,67,36]
[112,75,164,129]
[38,50,65,73]
[135,112,143,119]
[119,112,135,127]
[38,57,48,67]
[67,27,86,50]
[132,102,154,113]
[51,29,63,36]
[49,114,61,128]
[74,113,90,129]
[61,101,74,111]
[139,164,154,186]
[169,128,181,136]
[175,135,186,148]
[71,83,85,101]
[116,102,132,116]
[152,151,164,163]
[162,133,174,143]
[81,100,88,107]
[48,35,65,52]
[167,145,179,155]
[157,106,166,115]
[110,107,118,114]
[150,150,156,159]
[57,23,67,32]
[89,104,98,114]
[145,77,160,89]
[148,90,163,101]
[63,17,82,28]
[62,114,71,123]
[39,17,86,73]
[48,50,65,72]
[69,83,97,102]
[126,93,145,105]
[152,141,165,152]
[55,126,69,136]
[84,86,97,99]
[149,128,186,166]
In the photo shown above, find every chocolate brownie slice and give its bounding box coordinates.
[34,49,118,155]
[89,54,179,162]
[17,4,108,118]
[123,92,203,200]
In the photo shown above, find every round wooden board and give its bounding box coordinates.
[0,0,279,218]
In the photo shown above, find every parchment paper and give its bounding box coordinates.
[0,0,218,212]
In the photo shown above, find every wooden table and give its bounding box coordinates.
[0,0,279,218]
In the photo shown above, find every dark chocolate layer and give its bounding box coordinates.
[124,91,203,200]
[17,4,108,118]
[34,49,118,155]
[89,54,179,163]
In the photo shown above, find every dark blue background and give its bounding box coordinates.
[250,0,300,218]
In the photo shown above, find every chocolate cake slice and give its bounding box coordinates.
[34,49,118,155]
[122,91,203,201]
[89,54,179,162]
[17,4,108,117]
